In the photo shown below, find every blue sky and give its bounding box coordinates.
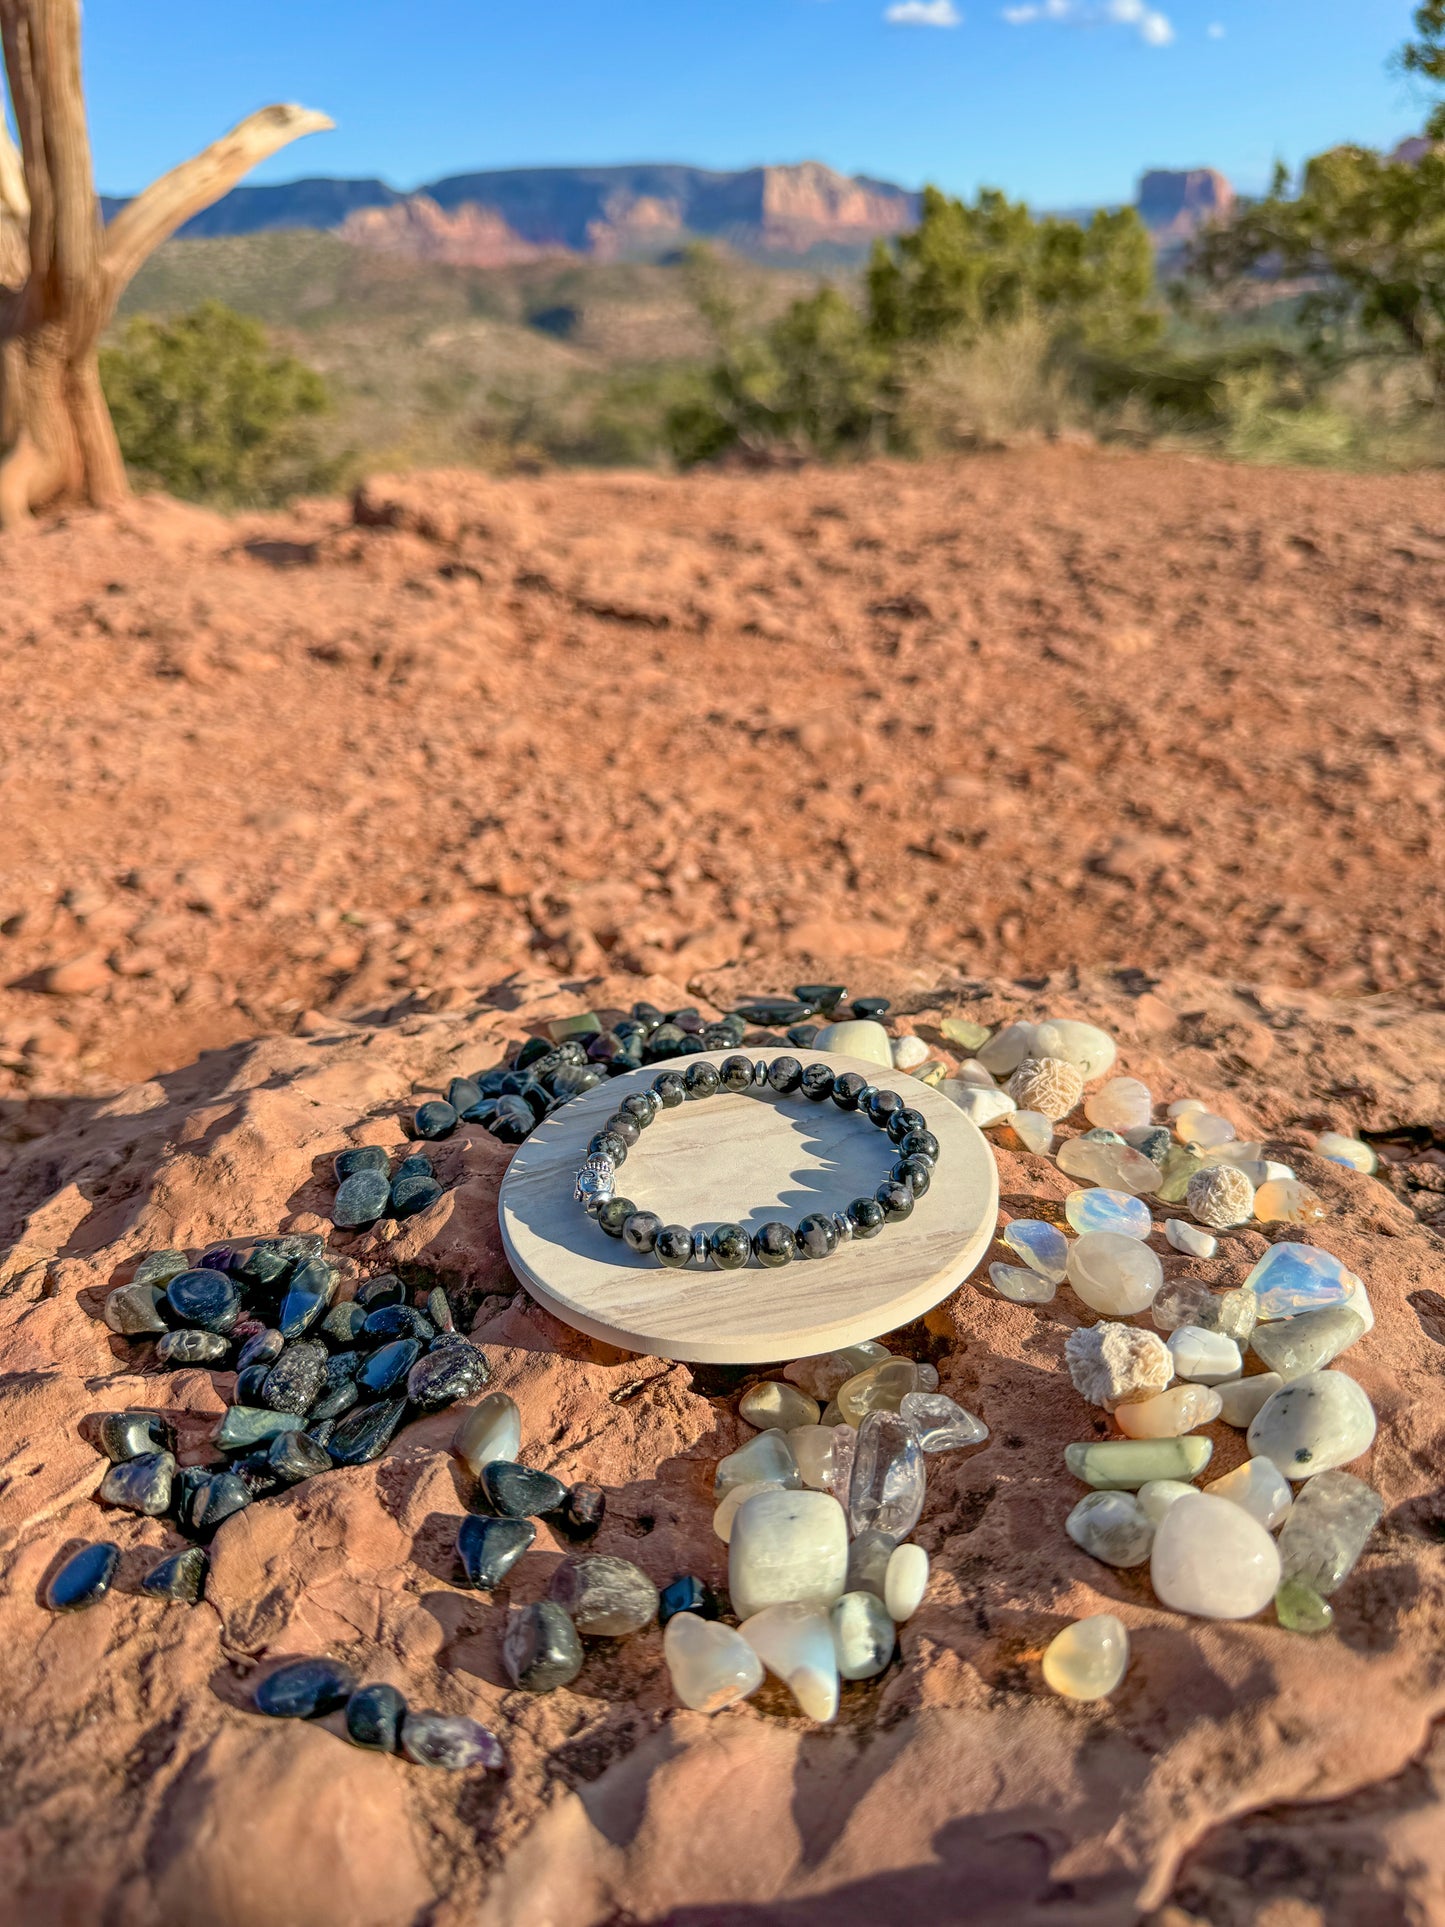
[80,1,1426,207]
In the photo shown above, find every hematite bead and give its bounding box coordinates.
[848,1195,886,1237]
[754,1222,797,1267]
[876,1180,914,1222]
[717,1054,755,1094]
[892,1156,932,1198]
[709,1224,751,1270]
[796,1213,840,1260]
[655,1225,695,1268]
[831,1071,868,1110]
[866,1088,906,1130]
[589,1130,628,1166]
[800,1064,835,1103]
[766,1055,804,1094]
[606,1113,642,1149]
[684,1061,721,1100]
[899,1128,940,1166]
[651,1071,687,1108]
[622,1210,662,1254]
[832,1211,853,1242]
[887,1106,928,1145]
[692,1230,711,1265]
[753,1058,770,1086]
[598,1197,637,1238]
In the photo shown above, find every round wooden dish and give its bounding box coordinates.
[497,1048,998,1364]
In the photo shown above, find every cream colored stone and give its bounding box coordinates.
[1041,1613,1129,1701]
[884,1542,929,1621]
[739,1381,820,1432]
[1206,1456,1293,1530]
[977,1021,1036,1075]
[891,1033,930,1071]
[1167,1325,1242,1384]
[1030,1019,1117,1082]
[451,1393,522,1478]
[740,1603,840,1720]
[1176,1110,1236,1149]
[1246,1370,1377,1479]
[812,1019,893,1067]
[1114,1384,1222,1438]
[1217,1372,1284,1428]
[1137,1478,1197,1525]
[788,1424,843,1490]
[714,1479,785,1543]
[1164,1218,1217,1259]
[951,1085,1016,1127]
[663,1612,765,1712]
[1065,1232,1163,1316]
[1007,1109,1055,1154]
[1084,1076,1154,1133]
[728,1488,849,1616]
[1149,1492,1282,1619]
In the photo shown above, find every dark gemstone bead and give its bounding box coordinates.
[683,1061,721,1100]
[262,1339,328,1415]
[96,1410,176,1462]
[457,1513,535,1587]
[899,1128,940,1165]
[164,1268,241,1334]
[401,1711,504,1771]
[847,1196,886,1238]
[362,1304,435,1344]
[485,1097,535,1143]
[831,1071,868,1110]
[478,1461,569,1518]
[717,1054,756,1094]
[234,1362,272,1405]
[254,1655,358,1720]
[514,1035,555,1071]
[866,1088,906,1130]
[156,1329,229,1367]
[651,1071,687,1108]
[187,1470,251,1536]
[320,1302,369,1348]
[99,1451,176,1515]
[413,1100,459,1141]
[357,1338,421,1398]
[327,1397,409,1466]
[766,1055,804,1094]
[391,1172,444,1219]
[502,1600,584,1692]
[851,996,891,1020]
[618,1092,658,1128]
[268,1428,333,1483]
[549,1554,659,1635]
[141,1545,208,1603]
[309,1380,360,1424]
[654,1225,694,1268]
[598,1196,637,1238]
[425,1286,455,1333]
[754,1222,797,1267]
[447,1076,484,1116]
[892,1155,932,1198]
[235,1243,293,1289]
[407,1341,488,1411]
[346,1682,407,1753]
[357,1273,406,1310]
[709,1224,751,1269]
[658,1574,720,1627]
[887,1106,928,1146]
[606,1112,642,1148]
[800,1064,835,1103]
[560,1483,606,1539]
[45,1541,120,1611]
[786,1024,821,1048]
[334,1144,390,1183]
[876,1180,915,1222]
[794,983,847,1015]
[733,998,815,1027]
[795,1213,839,1261]
[589,1129,628,1166]
[622,1210,662,1255]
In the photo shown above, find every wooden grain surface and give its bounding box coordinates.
[497,1049,999,1363]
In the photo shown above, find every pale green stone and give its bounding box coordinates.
[1251,1306,1365,1381]
[1155,1144,1205,1204]
[739,1381,820,1432]
[1065,1490,1154,1566]
[714,1430,802,1500]
[941,1017,991,1051]
[1276,1468,1383,1594]
[830,1590,896,1680]
[1275,1576,1335,1634]
[1064,1436,1213,1489]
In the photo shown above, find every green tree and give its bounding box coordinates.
[1399,0,1445,137]
[100,299,339,505]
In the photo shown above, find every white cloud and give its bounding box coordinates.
[1000,0,1174,45]
[885,0,962,24]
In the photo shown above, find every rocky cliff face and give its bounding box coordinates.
[1135,167,1235,245]
[337,197,558,269]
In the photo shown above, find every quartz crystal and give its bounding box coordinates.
[1064,1321,1173,1409]
[1041,1613,1129,1701]
[825,1423,857,1500]
[847,1529,897,1598]
[1175,1110,1236,1149]
[1008,1057,1085,1122]
[1007,1110,1055,1154]
[1314,1132,1378,1175]
[1276,1468,1383,1593]
[951,1086,1016,1127]
[1066,1233,1163,1316]
[836,1359,925,1427]
[1114,1385,1222,1438]
[1186,1165,1256,1229]
[788,1424,843,1490]
[1254,1179,1326,1225]
[1056,1138,1161,1194]
[1274,1576,1335,1633]
[884,1543,929,1621]
[1084,1077,1154,1133]
[1065,1189,1152,1239]
[452,1394,523,1479]
[1065,1490,1154,1566]
[1206,1456,1293,1530]
[1151,1279,1258,1344]
[664,1612,765,1712]
[1150,1492,1281,1620]
[812,1019,892,1066]
[740,1381,820,1432]
[1002,1218,1070,1283]
[977,1021,1036,1075]
[988,1262,1057,1305]
[784,1342,890,1402]
[1137,1479,1197,1524]
[728,1488,849,1617]
[714,1479,785,1544]
[1031,1019,1117,1082]
[830,1591,896,1679]
[1251,1305,1365,1381]
[714,1430,801,1500]
[847,1411,926,1539]
[1165,1219,1218,1259]
[1245,1243,1354,1321]
[1066,1436,1213,1488]
[899,1391,988,1450]
[1167,1326,1242,1384]
[1247,1371,1377,1479]
[741,1603,840,1720]
[1217,1373,1284,1428]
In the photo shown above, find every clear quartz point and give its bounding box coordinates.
[898,1390,988,1451]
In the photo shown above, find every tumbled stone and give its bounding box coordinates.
[503,1601,584,1692]
[1137,1478,1197,1525]
[46,1542,120,1612]
[346,1681,406,1752]
[1152,1278,1258,1343]
[1254,1178,1326,1225]
[977,1021,1035,1075]
[1002,1219,1069,1283]
[740,1603,840,1720]
[788,1424,842,1490]
[164,1268,241,1334]
[1007,1110,1055,1154]
[988,1262,1057,1304]
[1247,1371,1376,1479]
[335,1144,390,1182]
[1167,1325,1242,1384]
[1066,1490,1154,1567]
[1066,1436,1212,1488]
[1008,1057,1084,1122]
[550,1555,659,1635]
[1245,1243,1355,1320]
[408,1340,488,1411]
[1206,1455,1293,1530]
[1150,1492,1281,1620]
[891,1033,930,1070]
[214,1406,305,1450]
[458,1514,535,1588]
[401,1712,504,1771]
[1031,1019,1117,1082]
[740,1381,820,1432]
[949,1085,1016,1127]
[318,1303,368,1349]
[254,1655,358,1719]
[1066,1233,1163,1316]
[811,1019,892,1066]
[1155,1144,1206,1204]
[1164,1218,1218,1259]
[1064,1322,1173,1409]
[1276,1468,1383,1593]
[132,1249,190,1290]
[558,1482,606,1540]
[1217,1372,1284,1427]
[1056,1137,1160,1194]
[835,1359,925,1427]
[1042,1613,1129,1701]
[884,1542,928,1621]
[452,1393,523,1477]
[262,1339,329,1415]
[784,1342,890,1403]
[354,1337,418,1399]
[413,1099,459,1140]
[96,1411,175,1462]
[1065,1189,1152,1239]
[156,1329,228,1367]
[1275,1576,1335,1633]
[899,1390,987,1451]
[333,1170,391,1229]
[1084,1076,1153,1133]
[1252,1305,1365,1381]
[357,1273,406,1310]
[659,1575,719,1627]
[391,1171,444,1219]
[186,1470,251,1535]
[268,1429,332,1483]
[830,1590,896,1679]
[663,1612,765,1711]
[729,1488,849,1618]
[1175,1109,1236,1149]
[140,1545,208,1603]
[847,1411,925,1540]
[477,1461,568,1518]
[941,1016,992,1051]
[1125,1125,1174,1168]
[714,1430,801,1499]
[327,1397,409,1466]
[1314,1132,1378,1174]
[1115,1385,1222,1437]
[361,1303,434,1344]
[104,1282,171,1336]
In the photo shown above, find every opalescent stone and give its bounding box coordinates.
[740,1381,820,1432]
[1001,1218,1069,1283]
[1114,1385,1222,1438]
[1245,1243,1355,1321]
[714,1429,801,1501]
[988,1262,1057,1305]
[1151,1278,1257,1343]
[1150,1492,1281,1620]
[1165,1218,1217,1259]
[884,1543,928,1621]
[664,1612,765,1712]
[836,1359,924,1428]
[452,1393,523,1478]
[1175,1110,1236,1149]
[1314,1132,1377,1174]
[1276,1468,1383,1593]
[784,1342,890,1402]
[1206,1456,1293,1530]
[846,1410,926,1540]
[1167,1326,1242,1384]
[1065,1189,1152,1239]
[1065,1490,1154,1566]
[1246,1371,1377,1480]
[1137,1479,1196,1525]
[1083,1077,1153,1133]
[898,1391,988,1452]
[1041,1613,1129,1701]
[1065,1233,1163,1316]
[1275,1576,1335,1633]
[1251,1306,1365,1381]
[728,1488,849,1618]
[830,1590,896,1679]
[1056,1138,1160,1195]
[1008,1110,1055,1154]
[1217,1373,1284,1428]
[740,1603,840,1720]
[1065,1436,1212,1489]
[846,1529,896,1599]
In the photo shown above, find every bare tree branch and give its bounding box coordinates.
[104,103,334,291]
[0,121,29,221]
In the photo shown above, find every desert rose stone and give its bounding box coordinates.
[740,1603,840,1721]
[1150,1492,1282,1619]
[1042,1613,1130,1701]
[728,1488,849,1618]
[663,1612,765,1712]
[1246,1371,1377,1480]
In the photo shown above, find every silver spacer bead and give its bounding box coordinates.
[693,1229,711,1266]
[754,1058,770,1087]
[832,1211,853,1242]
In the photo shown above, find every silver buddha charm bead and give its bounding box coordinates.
[574,1154,615,1209]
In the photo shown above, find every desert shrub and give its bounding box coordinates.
[893,311,1085,451]
[100,300,340,505]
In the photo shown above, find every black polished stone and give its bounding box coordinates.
[549,1065,603,1101]
[605,1111,642,1148]
[447,1076,483,1115]
[391,1171,444,1219]
[268,1428,333,1483]
[831,1071,869,1110]
[413,1100,459,1141]
[230,1452,285,1500]
[887,1106,928,1146]
[632,1000,665,1030]
[187,1470,252,1536]
[851,996,891,1020]
[334,1144,390,1182]
[876,1180,915,1222]
[785,1023,821,1049]
[356,1338,421,1399]
[236,1327,286,1371]
[899,1128,940,1166]
[800,1063,835,1103]
[597,1196,637,1238]
[795,1213,839,1261]
[502,1600,584,1692]
[307,1418,337,1449]
[234,1243,293,1289]
[96,1411,176,1463]
[717,1054,756,1094]
[319,1302,369,1348]
[618,1091,659,1128]
[847,1196,886,1238]
[424,1286,455,1333]
[156,1329,229,1367]
[515,1034,556,1070]
[45,1541,120,1612]
[654,1225,694,1269]
[262,1339,328,1415]
[401,1711,505,1771]
[794,983,847,1015]
[327,1397,408,1466]
[709,1224,751,1270]
[140,1545,208,1603]
[357,1272,406,1310]
[323,1349,360,1389]
[559,1483,606,1540]
[254,1655,358,1720]
[457,1513,535,1588]
[622,1210,662,1255]
[346,1681,406,1753]
[477,1461,568,1519]
[308,1379,360,1424]
[234,1362,271,1406]
[362,1304,435,1345]
[892,1155,932,1198]
[658,1573,722,1627]
[278,1257,338,1337]
[164,1268,241,1334]
[865,1088,906,1130]
[732,998,815,1027]
[683,1061,721,1100]
[407,1341,488,1412]
[766,1054,804,1093]
[650,1071,687,1108]
[333,1170,391,1229]
[754,1222,797,1267]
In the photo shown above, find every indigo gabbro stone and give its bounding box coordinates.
[598,1197,637,1238]
[103,1282,170,1335]
[187,1470,252,1536]
[141,1545,208,1603]
[658,1574,719,1627]
[268,1429,333,1484]
[320,1302,368,1348]
[847,1197,886,1238]
[346,1682,407,1753]
[754,1223,797,1267]
[457,1514,535,1588]
[164,1268,241,1334]
[334,1144,390,1182]
[560,1483,606,1540]
[401,1712,505,1771]
[96,1411,176,1463]
[709,1224,751,1270]
[831,1071,869,1110]
[391,1171,444,1219]
[214,1406,304,1450]
[327,1397,408,1466]
[356,1338,421,1399]
[99,1450,176,1515]
[278,1258,338,1338]
[357,1273,406,1310]
[413,1100,459,1141]
[408,1342,488,1412]
[157,1329,229,1367]
[684,1061,721,1101]
[262,1339,329,1416]
[333,1170,391,1229]
[503,1601,585,1692]
[237,1328,285,1371]
[796,1214,839,1261]
[800,1064,835,1103]
[654,1226,694,1269]
[876,1181,914,1223]
[132,1249,189,1290]
[766,1055,804,1092]
[549,1555,658,1636]
[362,1304,434,1344]
[477,1461,568,1519]
[651,1071,687,1108]
[892,1156,932,1199]
[46,1541,120,1611]
[622,1211,662,1255]
[254,1655,359,1719]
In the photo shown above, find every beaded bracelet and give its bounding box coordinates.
[572,1053,939,1270]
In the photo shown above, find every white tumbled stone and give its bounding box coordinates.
[1064,1321,1173,1409]
[812,1019,893,1067]
[1314,1131,1378,1174]
[891,1033,930,1070]
[728,1488,849,1618]
[883,1542,929,1621]
[1176,1109,1236,1149]
[1150,1492,1282,1619]
[1167,1325,1243,1385]
[1066,1489,1154,1567]
[714,1479,784,1544]
[663,1612,765,1712]
[1066,1232,1164,1316]
[740,1603,840,1720]
[1137,1478,1197,1525]
[714,1429,802,1500]
[951,1085,1016,1127]
[1165,1218,1218,1259]
[988,1261,1057,1304]
[1217,1372,1284,1428]
[829,1590,896,1680]
[1206,1456,1293,1531]
[1084,1076,1154,1133]
[977,1020,1037,1076]
[1007,1109,1055,1154]
[1031,1018,1117,1082]
[1246,1370,1377,1481]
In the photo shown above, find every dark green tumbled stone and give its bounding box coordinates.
[457,1513,535,1588]
[485,1096,535,1143]
[164,1268,241,1334]
[233,1363,271,1405]
[733,999,814,1027]
[96,1410,176,1463]
[141,1545,208,1603]
[709,1224,751,1270]
[477,1461,568,1519]
[278,1257,338,1337]
[132,1250,189,1290]
[327,1397,409,1466]
[754,1222,797,1267]
[786,1024,821,1048]
[346,1682,407,1752]
[447,1076,483,1115]
[598,1196,636,1238]
[46,1541,120,1612]
[424,1286,455,1333]
[334,1144,390,1182]
[254,1655,358,1719]
[236,1327,285,1371]
[334,1170,391,1229]
[654,1225,695,1268]
[187,1470,251,1535]
[216,1406,304,1450]
[234,1243,293,1288]
[308,1379,360,1424]
[99,1451,176,1516]
[643,1023,688,1060]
